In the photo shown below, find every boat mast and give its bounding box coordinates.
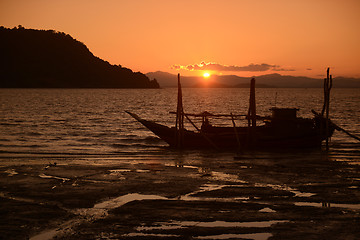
[247,78,256,143]
[322,68,332,151]
[249,78,256,128]
[175,73,184,148]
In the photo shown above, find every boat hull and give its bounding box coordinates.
[126,111,334,149]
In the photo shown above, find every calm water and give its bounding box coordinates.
[0,88,359,159]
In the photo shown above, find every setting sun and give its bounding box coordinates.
[203,72,211,78]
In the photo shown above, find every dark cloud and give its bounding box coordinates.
[172,62,294,72]
[272,66,296,72]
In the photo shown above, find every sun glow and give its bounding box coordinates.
[203,72,211,78]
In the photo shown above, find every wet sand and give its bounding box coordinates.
[1,150,360,240]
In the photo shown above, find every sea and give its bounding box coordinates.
[0,88,359,164]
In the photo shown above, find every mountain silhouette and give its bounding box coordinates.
[147,71,360,88]
[0,26,159,88]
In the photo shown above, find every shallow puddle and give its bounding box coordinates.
[30,193,167,240]
[210,171,247,183]
[94,193,166,210]
[124,232,271,240]
[136,169,151,173]
[180,183,248,202]
[0,192,38,204]
[73,193,167,219]
[259,207,276,213]
[38,173,70,182]
[166,163,247,183]
[290,189,316,198]
[295,201,360,210]
[109,169,131,173]
[137,220,288,231]
[4,168,18,176]
[255,183,316,198]
[132,220,287,240]
[30,229,60,240]
[125,233,181,238]
[196,233,272,240]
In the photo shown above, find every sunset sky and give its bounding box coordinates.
[1,0,360,78]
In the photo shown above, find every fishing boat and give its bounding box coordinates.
[126,108,334,149]
[126,70,347,150]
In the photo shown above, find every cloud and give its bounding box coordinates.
[272,66,296,72]
[172,62,294,72]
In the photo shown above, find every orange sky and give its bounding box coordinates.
[1,0,360,78]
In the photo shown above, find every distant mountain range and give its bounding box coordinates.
[147,71,360,88]
[0,26,159,88]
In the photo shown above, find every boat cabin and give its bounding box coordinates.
[270,107,299,120]
[264,107,309,129]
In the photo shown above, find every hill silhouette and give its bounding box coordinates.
[0,26,159,88]
[147,71,360,88]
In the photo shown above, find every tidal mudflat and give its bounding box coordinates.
[1,148,360,240]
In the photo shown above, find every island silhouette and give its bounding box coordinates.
[0,26,159,88]
[147,71,360,88]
